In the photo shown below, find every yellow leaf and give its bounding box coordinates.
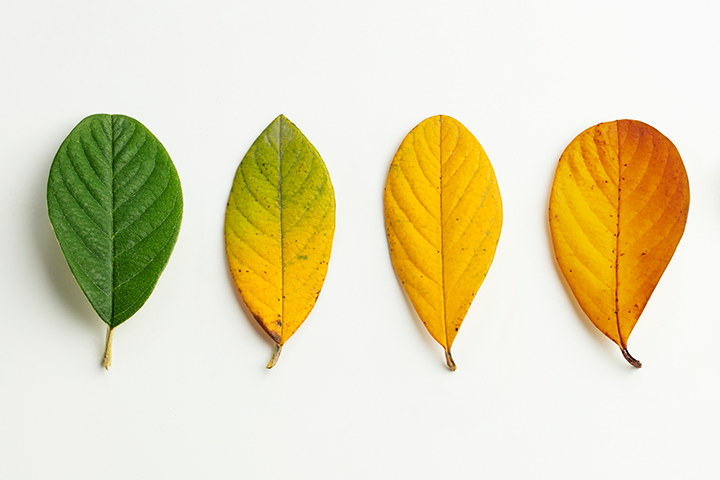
[225,115,336,368]
[384,115,503,370]
[549,119,689,367]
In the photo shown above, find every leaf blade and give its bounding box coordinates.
[47,114,183,330]
[225,115,336,359]
[549,119,689,365]
[384,115,503,367]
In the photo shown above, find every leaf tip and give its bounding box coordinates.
[621,347,642,368]
[266,343,283,369]
[445,349,457,371]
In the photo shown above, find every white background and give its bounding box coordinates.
[1,1,719,478]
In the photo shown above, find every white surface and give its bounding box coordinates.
[1,1,719,478]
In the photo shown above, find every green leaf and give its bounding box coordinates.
[47,114,183,367]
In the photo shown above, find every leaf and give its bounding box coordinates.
[225,114,336,368]
[384,115,503,370]
[47,114,183,369]
[549,119,689,367]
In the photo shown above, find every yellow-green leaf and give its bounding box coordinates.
[384,115,503,370]
[549,120,689,367]
[225,115,336,368]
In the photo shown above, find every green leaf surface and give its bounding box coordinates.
[47,114,183,331]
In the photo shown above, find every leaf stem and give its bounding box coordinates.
[621,347,642,368]
[445,348,457,371]
[267,343,282,369]
[103,326,114,370]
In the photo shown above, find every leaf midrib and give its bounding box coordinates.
[438,117,465,349]
[614,121,622,348]
[438,116,447,349]
[110,115,117,325]
[277,118,285,341]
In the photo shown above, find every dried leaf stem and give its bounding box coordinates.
[621,348,642,369]
[445,349,457,371]
[103,326,114,370]
[267,343,282,369]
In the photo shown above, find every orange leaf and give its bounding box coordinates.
[549,120,689,367]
